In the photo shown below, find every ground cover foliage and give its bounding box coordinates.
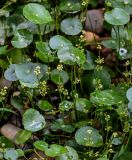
[0,0,132,159]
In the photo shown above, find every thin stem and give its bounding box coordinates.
[34,149,45,160]
[78,67,83,96]
[38,25,42,41]
[73,66,77,90]
[23,155,29,160]
[0,101,4,121]
[55,6,59,34]
[117,26,121,51]
[105,121,109,143]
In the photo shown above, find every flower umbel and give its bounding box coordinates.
[57,64,63,71]
[34,66,41,76]
[81,0,90,6]
[0,86,8,101]
[56,85,69,96]
[39,80,49,96]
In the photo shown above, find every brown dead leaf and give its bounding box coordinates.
[84,31,100,44]
[0,123,21,142]
[85,9,104,34]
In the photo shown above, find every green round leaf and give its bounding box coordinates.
[59,0,81,13]
[0,59,9,69]
[33,140,48,151]
[45,144,68,157]
[97,155,109,160]
[102,39,118,49]
[42,23,55,34]
[57,146,79,160]
[16,149,24,157]
[51,69,69,85]
[0,45,8,55]
[111,26,128,39]
[9,48,24,64]
[39,52,55,62]
[60,124,75,133]
[59,100,74,112]
[36,41,52,54]
[15,63,38,83]
[81,51,95,70]
[36,52,55,63]
[111,137,122,145]
[75,126,103,147]
[51,119,75,133]
[38,100,53,111]
[105,0,132,15]
[4,64,18,81]
[0,153,3,159]
[15,130,32,144]
[82,69,111,93]
[75,98,92,113]
[22,108,46,132]
[90,89,123,106]
[104,8,130,25]
[11,29,33,48]
[23,3,52,24]
[49,35,73,50]
[128,101,132,113]
[4,149,19,160]
[57,46,86,65]
[0,136,14,148]
[126,87,132,102]
[11,97,23,112]
[36,41,55,62]
[61,18,82,35]
[20,80,39,88]
[118,151,132,160]
[15,62,48,84]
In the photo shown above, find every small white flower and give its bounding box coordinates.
[87,129,92,134]
[34,66,41,75]
[67,3,71,6]
[119,48,127,57]
[124,0,129,5]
